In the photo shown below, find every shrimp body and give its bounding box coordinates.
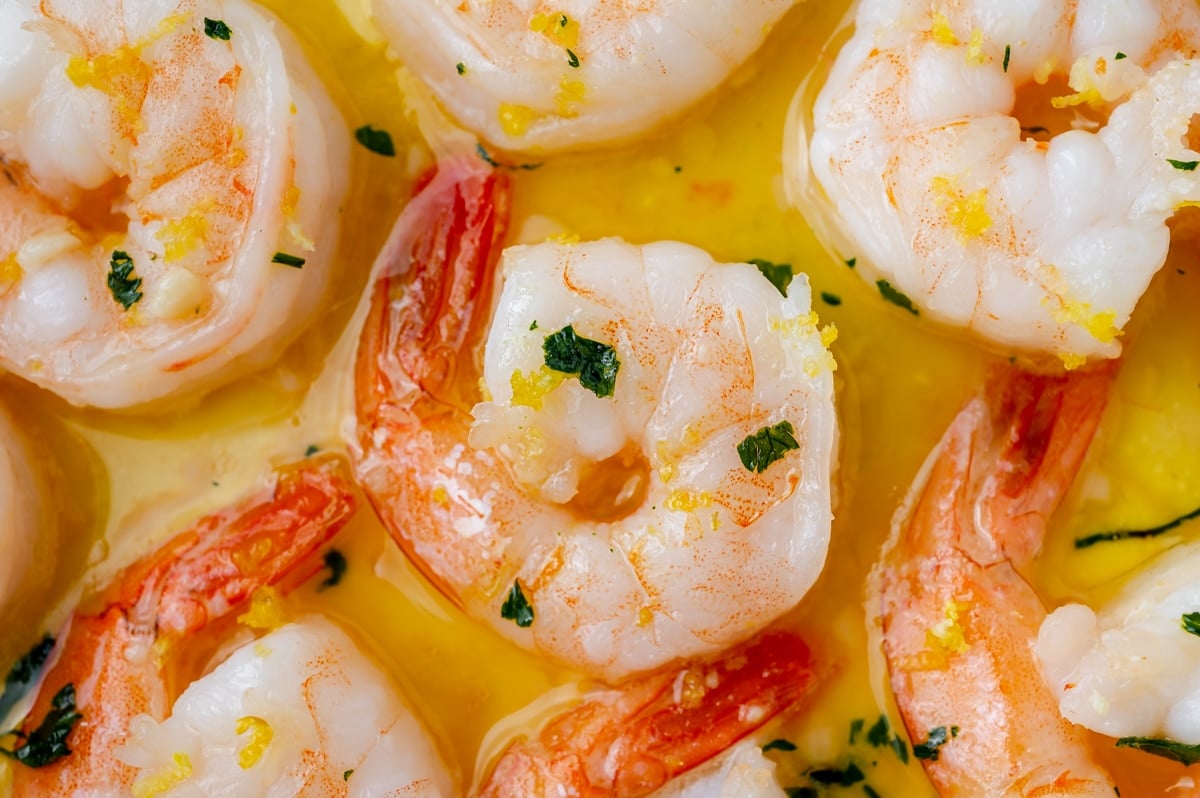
[372,0,793,152]
[0,402,45,614]
[354,157,837,681]
[476,631,816,798]
[799,0,1200,363]
[0,0,348,408]
[10,459,357,796]
[1037,541,1200,745]
[117,616,454,797]
[872,368,1117,796]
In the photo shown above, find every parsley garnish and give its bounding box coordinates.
[748,258,793,297]
[559,13,569,26]
[1115,51,1127,60]
[866,714,908,763]
[529,320,538,331]
[354,125,396,157]
[0,636,54,722]
[849,718,865,744]
[876,279,919,315]
[1116,736,1200,765]
[763,739,798,752]
[304,444,320,457]
[456,62,466,75]
[344,769,354,780]
[500,580,534,627]
[543,325,620,398]
[107,251,143,310]
[317,549,347,591]
[203,18,232,40]
[1,684,83,768]
[864,787,882,798]
[809,762,865,786]
[913,725,959,761]
[272,252,305,268]
[474,143,543,171]
[1168,159,1199,172]
[821,291,842,306]
[737,421,800,474]
[1002,44,1011,72]
[1074,504,1200,548]
[1184,612,1200,637]
[784,789,818,798]
[844,257,857,269]
[566,49,580,68]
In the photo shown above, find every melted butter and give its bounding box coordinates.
[1,0,1198,795]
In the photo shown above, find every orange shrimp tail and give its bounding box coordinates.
[479,631,819,798]
[11,459,356,797]
[875,365,1118,797]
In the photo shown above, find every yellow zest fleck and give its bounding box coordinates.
[510,366,566,410]
[1059,351,1087,370]
[966,29,986,65]
[931,13,958,45]
[150,635,172,667]
[132,752,192,798]
[66,47,152,131]
[656,440,678,484]
[281,186,301,218]
[771,311,820,339]
[151,12,188,39]
[555,77,586,118]
[529,12,551,33]
[1050,88,1103,109]
[677,669,707,709]
[1033,58,1056,85]
[637,606,654,627]
[531,11,580,49]
[820,323,839,349]
[804,351,838,378]
[235,716,273,769]
[237,586,287,631]
[665,490,713,513]
[254,642,271,658]
[225,147,246,168]
[498,102,536,138]
[932,176,992,241]
[710,511,721,531]
[432,485,450,507]
[547,231,581,245]
[0,254,22,294]
[1053,56,1106,109]
[155,204,211,263]
[927,599,970,655]
[1050,300,1120,345]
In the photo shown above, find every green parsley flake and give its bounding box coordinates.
[863,786,882,798]
[737,421,800,474]
[559,13,569,26]
[820,291,842,306]
[762,739,797,753]
[354,125,396,157]
[1074,504,1200,548]
[304,444,320,457]
[1,683,83,768]
[317,549,347,592]
[272,252,306,268]
[529,320,538,331]
[456,62,466,75]
[566,48,580,68]
[203,18,232,40]
[849,718,865,744]
[808,763,865,787]
[877,279,919,315]
[543,325,620,398]
[0,636,54,722]
[1168,159,1199,172]
[844,256,857,269]
[913,725,959,761]
[474,143,543,171]
[748,258,793,297]
[1002,44,1011,72]
[784,789,818,798]
[344,769,354,781]
[866,714,908,763]
[1116,736,1200,765]
[1184,612,1200,637]
[1115,51,1127,60]
[107,251,143,310]
[500,580,534,628]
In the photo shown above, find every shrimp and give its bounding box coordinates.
[475,630,817,798]
[796,0,1200,365]
[1037,540,1200,746]
[8,458,357,795]
[353,156,838,682]
[870,366,1118,796]
[371,0,794,153]
[115,616,455,797]
[0,0,349,408]
[0,400,47,616]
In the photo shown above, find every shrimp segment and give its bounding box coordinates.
[872,368,1116,796]
[477,631,817,798]
[0,0,349,408]
[10,459,357,796]
[354,157,837,681]
[372,0,794,152]
[798,0,1200,362]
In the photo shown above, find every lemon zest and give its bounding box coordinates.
[237,586,288,631]
[931,13,958,45]
[156,203,212,263]
[132,752,193,798]
[932,176,992,241]
[510,366,566,410]
[498,102,536,137]
[666,490,713,513]
[235,716,273,769]
[0,254,22,293]
[965,28,986,65]
[555,77,586,118]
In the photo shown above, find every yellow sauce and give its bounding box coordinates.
[3,1,1200,795]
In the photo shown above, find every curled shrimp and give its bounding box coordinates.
[475,630,817,798]
[353,156,838,681]
[371,0,794,153]
[0,0,348,408]
[795,0,1200,365]
[8,458,357,795]
[871,367,1117,796]
[0,400,47,617]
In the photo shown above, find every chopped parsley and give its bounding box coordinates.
[809,762,865,787]
[737,421,800,474]
[1,684,83,768]
[529,320,538,331]
[864,787,882,798]
[107,250,143,310]
[543,325,620,398]
[272,252,305,268]
[354,125,396,157]
[316,549,347,591]
[1114,51,1127,60]
[344,769,354,780]
[762,739,798,753]
[844,257,857,269]
[1002,44,1011,72]
[1074,504,1200,548]
[304,444,320,457]
[559,13,569,26]
[0,636,55,722]
[748,258,793,297]
[566,48,580,68]
[1184,612,1200,637]
[456,62,466,75]
[849,718,865,744]
[203,18,232,40]
[876,279,919,315]
[500,580,534,628]
[866,714,908,763]
[821,291,842,306]
[1116,736,1200,765]
[475,143,543,171]
[913,725,959,761]
[785,789,818,798]
[1168,159,1199,172]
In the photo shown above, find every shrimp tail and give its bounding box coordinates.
[479,630,820,798]
[873,366,1118,797]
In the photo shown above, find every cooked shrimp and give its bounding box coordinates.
[1037,541,1200,745]
[116,616,455,798]
[371,0,794,153]
[0,401,46,615]
[871,367,1117,795]
[354,156,838,682]
[797,0,1200,365]
[9,458,357,795]
[0,0,348,408]
[475,630,816,798]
